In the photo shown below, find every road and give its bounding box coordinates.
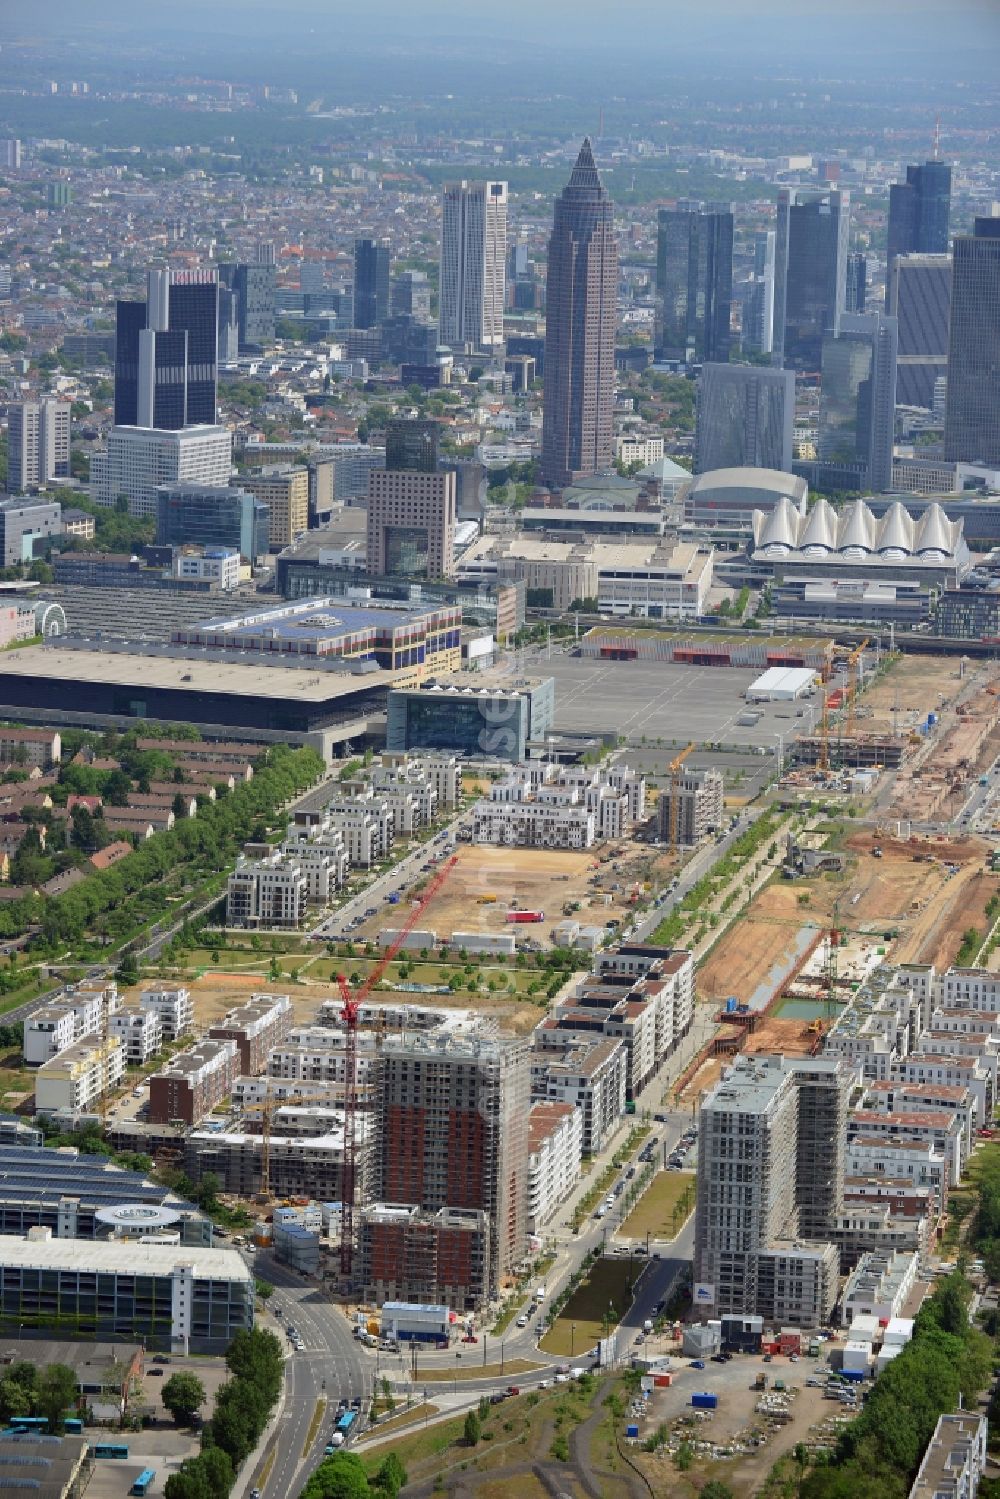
[239,1253,366,1499]
[309,811,473,941]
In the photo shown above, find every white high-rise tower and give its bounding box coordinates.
[438,181,507,354]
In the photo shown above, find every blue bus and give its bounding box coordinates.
[10,1418,48,1433]
[130,1470,156,1496]
[91,1443,129,1459]
[336,1410,358,1440]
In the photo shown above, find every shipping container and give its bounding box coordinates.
[505,910,545,923]
[691,1392,718,1410]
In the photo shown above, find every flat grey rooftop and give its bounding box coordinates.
[539,654,811,748]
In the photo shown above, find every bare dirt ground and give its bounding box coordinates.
[860,654,975,736]
[352,841,675,951]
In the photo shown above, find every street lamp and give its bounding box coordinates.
[423,1389,429,1425]
[774,733,784,779]
[571,1322,576,1357]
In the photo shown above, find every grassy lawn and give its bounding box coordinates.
[358,1410,468,1474]
[419,1357,541,1383]
[364,1401,438,1438]
[540,1258,644,1357]
[619,1171,696,1241]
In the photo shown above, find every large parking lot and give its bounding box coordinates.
[538,656,813,749]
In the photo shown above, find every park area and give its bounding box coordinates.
[619,1171,695,1243]
[539,1258,643,1358]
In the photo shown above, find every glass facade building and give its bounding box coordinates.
[115,269,219,429]
[156,484,270,560]
[386,678,554,759]
[945,219,1000,467]
[887,160,952,264]
[655,201,733,364]
[353,237,390,329]
[817,310,898,493]
[773,189,849,373]
[694,364,795,474]
[888,254,952,410]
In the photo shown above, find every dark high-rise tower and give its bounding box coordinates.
[655,201,733,364]
[888,253,952,410]
[945,218,1000,466]
[115,268,219,429]
[773,188,849,373]
[354,237,390,329]
[817,310,898,494]
[541,139,618,488]
[845,252,867,313]
[887,161,952,266]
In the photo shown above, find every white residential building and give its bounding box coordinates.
[109,1007,163,1066]
[139,986,194,1042]
[615,434,665,468]
[23,983,118,1066]
[537,1038,628,1155]
[527,1100,584,1232]
[90,425,232,520]
[226,852,308,929]
[908,1412,987,1499]
[472,762,645,850]
[35,1037,126,1115]
[322,799,393,866]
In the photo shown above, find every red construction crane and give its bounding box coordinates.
[337,853,459,1277]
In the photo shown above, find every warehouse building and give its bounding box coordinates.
[746,666,818,702]
[0,1230,252,1353]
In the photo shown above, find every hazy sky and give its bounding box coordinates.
[6,0,999,61]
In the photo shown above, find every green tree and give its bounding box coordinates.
[161,1371,207,1424]
[299,1452,371,1499]
[164,1467,213,1499]
[371,1452,407,1496]
[196,1172,221,1214]
[104,769,133,806]
[0,1377,31,1421]
[35,1363,78,1432]
[199,1446,235,1496]
[701,1484,736,1499]
[463,1408,481,1446]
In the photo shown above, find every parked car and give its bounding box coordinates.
[690,1360,705,1369]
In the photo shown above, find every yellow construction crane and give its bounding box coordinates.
[667,742,696,849]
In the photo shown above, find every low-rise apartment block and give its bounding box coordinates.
[139,986,194,1042]
[909,1411,987,1499]
[22,977,119,1065]
[226,851,308,929]
[472,762,646,850]
[0,727,61,770]
[35,1037,125,1116]
[208,994,292,1076]
[109,1008,163,1066]
[148,1039,238,1125]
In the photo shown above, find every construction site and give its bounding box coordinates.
[674,815,997,1107]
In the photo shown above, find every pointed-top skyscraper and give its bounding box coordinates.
[541,139,618,488]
